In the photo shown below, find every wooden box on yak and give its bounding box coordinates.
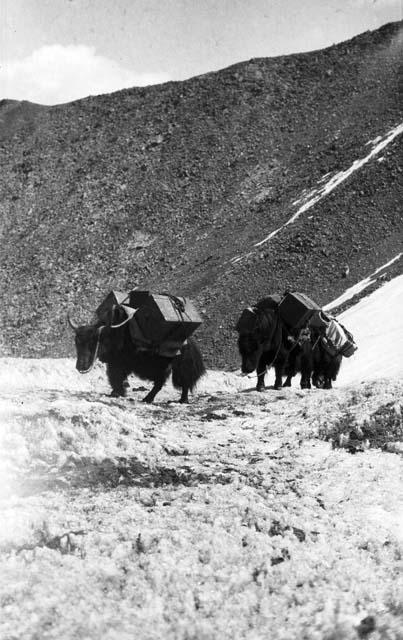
[127,289,153,310]
[133,294,202,345]
[96,290,131,323]
[279,292,320,329]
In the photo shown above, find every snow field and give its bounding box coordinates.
[0,275,402,639]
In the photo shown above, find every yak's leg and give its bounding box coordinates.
[283,374,292,387]
[179,386,189,404]
[300,373,312,389]
[284,348,298,387]
[323,360,333,390]
[107,362,128,397]
[274,362,284,390]
[142,381,164,403]
[142,362,172,403]
[283,360,295,387]
[298,343,313,389]
[300,361,312,389]
[312,373,324,388]
[256,359,266,392]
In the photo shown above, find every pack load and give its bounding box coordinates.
[96,290,131,324]
[126,289,154,310]
[310,311,357,357]
[278,292,321,329]
[132,292,202,346]
[96,289,202,357]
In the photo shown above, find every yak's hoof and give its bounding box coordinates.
[111,390,125,398]
[142,396,154,403]
[312,375,324,388]
[256,386,265,392]
[283,380,291,388]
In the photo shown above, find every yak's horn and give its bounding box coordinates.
[67,312,79,331]
[110,316,132,329]
[110,305,136,329]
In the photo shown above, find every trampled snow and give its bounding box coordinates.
[1,275,403,640]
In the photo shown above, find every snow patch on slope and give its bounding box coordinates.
[231,122,403,264]
[324,253,402,311]
[336,274,403,384]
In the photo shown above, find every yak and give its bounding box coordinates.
[286,328,342,389]
[310,334,342,389]
[236,298,342,391]
[67,309,206,403]
[237,297,314,391]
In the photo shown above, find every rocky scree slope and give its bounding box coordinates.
[0,21,402,367]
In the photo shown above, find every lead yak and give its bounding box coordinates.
[68,309,206,403]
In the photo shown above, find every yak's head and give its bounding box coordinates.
[67,308,131,373]
[236,304,277,374]
[237,330,262,374]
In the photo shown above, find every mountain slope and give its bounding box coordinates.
[0,21,402,366]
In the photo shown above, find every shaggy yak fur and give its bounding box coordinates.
[237,298,342,391]
[71,318,206,403]
[310,334,342,389]
[286,331,342,390]
[237,297,313,391]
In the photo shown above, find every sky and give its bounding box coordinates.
[0,0,401,105]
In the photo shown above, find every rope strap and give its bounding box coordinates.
[78,326,103,374]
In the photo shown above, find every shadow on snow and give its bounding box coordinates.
[17,455,233,497]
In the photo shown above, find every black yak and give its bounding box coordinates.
[284,328,342,389]
[236,297,344,391]
[68,311,206,403]
[310,334,343,389]
[236,298,313,390]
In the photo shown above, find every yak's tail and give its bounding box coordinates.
[172,337,206,392]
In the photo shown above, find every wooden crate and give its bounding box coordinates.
[279,292,320,329]
[127,289,152,309]
[96,290,130,323]
[134,293,202,344]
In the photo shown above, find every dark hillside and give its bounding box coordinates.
[0,21,402,366]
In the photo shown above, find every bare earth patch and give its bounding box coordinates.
[1,360,402,640]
